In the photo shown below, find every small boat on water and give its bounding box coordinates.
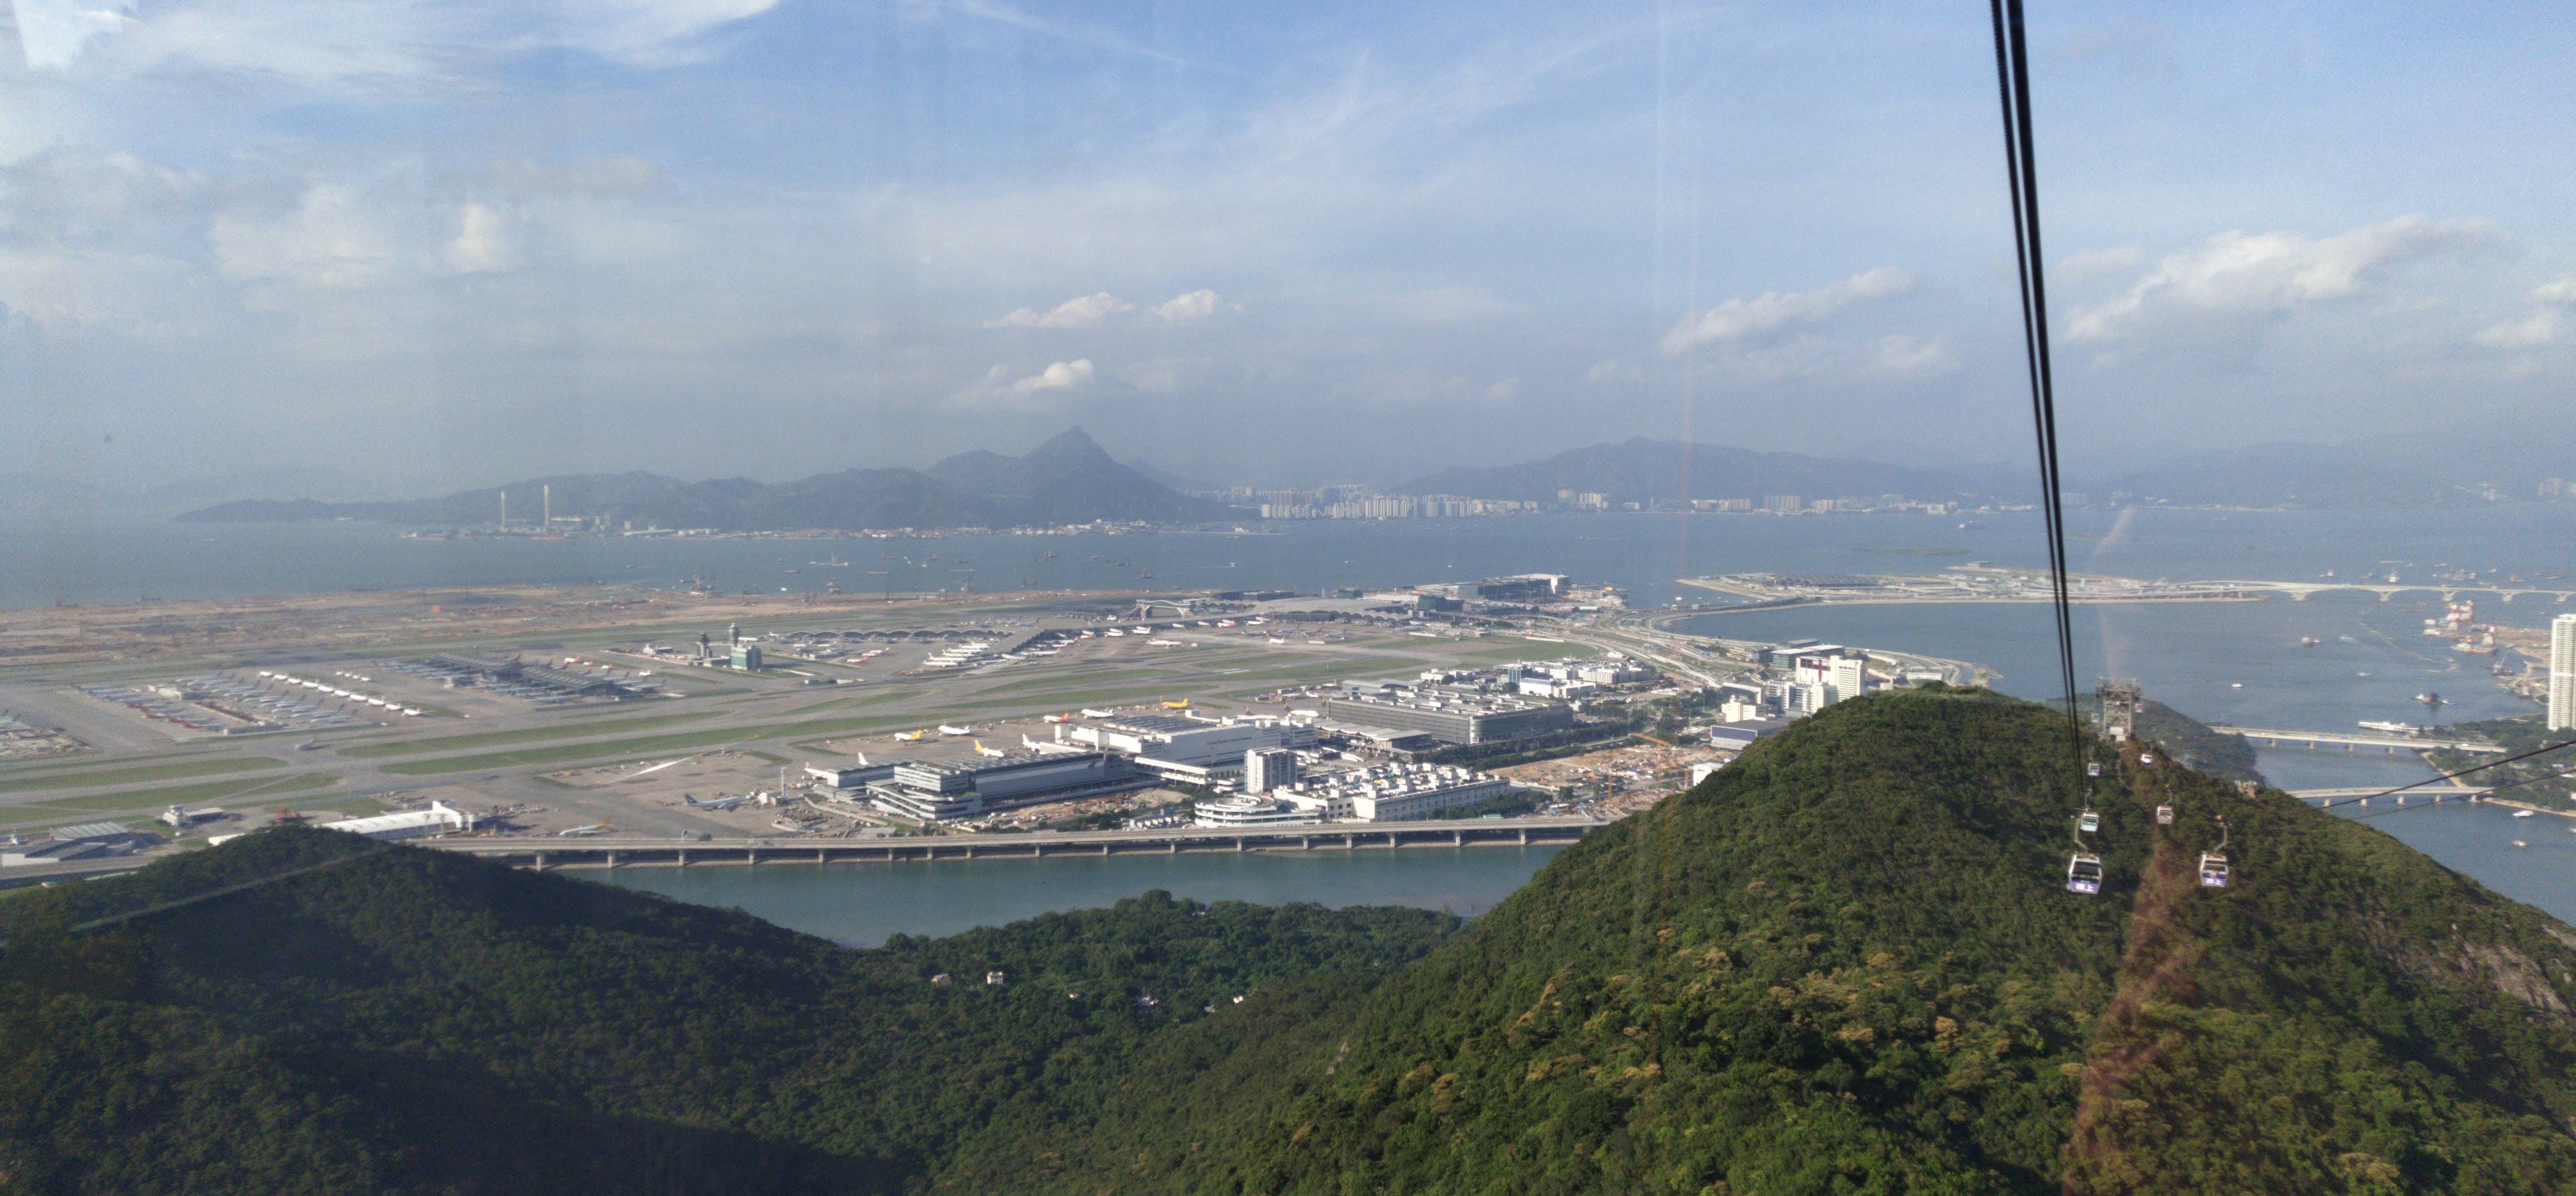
[2513,840,2529,849]
[2514,809,2536,818]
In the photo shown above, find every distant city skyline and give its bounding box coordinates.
[1,1,2570,491]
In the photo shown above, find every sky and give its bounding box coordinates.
[1,0,2570,493]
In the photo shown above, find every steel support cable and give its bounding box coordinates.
[2342,762,2576,822]
[2306,736,2576,815]
[1988,0,2084,779]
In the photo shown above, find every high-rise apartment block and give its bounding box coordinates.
[2550,615,2576,730]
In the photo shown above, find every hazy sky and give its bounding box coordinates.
[1,1,2570,491]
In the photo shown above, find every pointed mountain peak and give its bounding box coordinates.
[1023,427,1115,465]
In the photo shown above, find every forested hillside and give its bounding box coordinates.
[0,834,1451,1195]
[9,688,2576,1194]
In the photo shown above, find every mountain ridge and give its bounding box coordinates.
[172,428,1229,531]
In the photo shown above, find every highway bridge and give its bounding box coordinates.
[0,816,1607,888]
[2212,726,2504,755]
[437,816,1606,871]
[2287,786,2491,801]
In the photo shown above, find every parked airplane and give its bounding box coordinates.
[1043,712,1073,723]
[682,793,749,811]
[1081,708,1116,717]
[938,724,974,736]
[557,820,613,836]
[975,740,1007,758]
[1162,699,1190,709]
[893,730,926,742]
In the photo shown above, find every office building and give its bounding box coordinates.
[1322,686,1575,745]
[868,752,1147,822]
[1062,714,1316,781]
[1193,795,1322,827]
[1828,656,1866,703]
[2553,615,2576,730]
[319,801,476,841]
[1245,747,1300,794]
[1284,763,1510,822]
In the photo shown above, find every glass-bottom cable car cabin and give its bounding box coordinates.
[2198,850,2230,888]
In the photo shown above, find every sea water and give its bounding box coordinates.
[11,503,2574,931]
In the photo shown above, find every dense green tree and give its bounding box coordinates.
[8,687,2575,1194]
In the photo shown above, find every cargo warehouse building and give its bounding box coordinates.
[1061,714,1317,783]
[866,751,1149,822]
[1322,685,1576,745]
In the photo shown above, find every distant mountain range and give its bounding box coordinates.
[176,429,1230,530]
[1396,437,2019,505]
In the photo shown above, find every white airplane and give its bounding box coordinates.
[1081,708,1116,718]
[893,730,926,742]
[975,740,1007,758]
[557,820,613,836]
[1043,712,1073,723]
[938,724,974,736]
[1148,638,1183,647]
[852,751,870,766]
[683,793,749,811]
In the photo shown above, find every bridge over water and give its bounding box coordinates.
[2212,726,2504,755]
[437,816,1608,871]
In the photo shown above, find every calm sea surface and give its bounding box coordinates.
[10,504,2574,931]
[595,845,1566,947]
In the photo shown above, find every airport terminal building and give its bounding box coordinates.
[1321,685,1575,745]
[866,751,1149,822]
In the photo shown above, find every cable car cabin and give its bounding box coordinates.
[2198,850,2230,888]
[2078,809,2101,833]
[2066,852,2104,894]
[2087,761,2102,778]
[2139,753,2156,765]
[2156,804,2175,825]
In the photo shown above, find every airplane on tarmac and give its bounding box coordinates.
[682,793,749,811]
[937,724,973,736]
[974,740,1007,758]
[893,730,926,742]
[557,820,613,836]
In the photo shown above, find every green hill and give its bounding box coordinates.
[10,687,2576,1194]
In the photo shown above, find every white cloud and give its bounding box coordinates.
[1149,288,1227,323]
[2534,274,2576,305]
[1357,284,1522,326]
[1009,358,1094,395]
[1708,333,1958,385]
[2474,309,2566,349]
[2066,215,2501,346]
[0,245,188,331]
[209,184,404,288]
[988,291,1134,328]
[1480,377,1519,402]
[1582,358,1641,385]
[1659,266,1917,355]
[489,155,661,196]
[68,0,776,88]
[2058,247,2144,280]
[13,0,133,69]
[440,202,514,274]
